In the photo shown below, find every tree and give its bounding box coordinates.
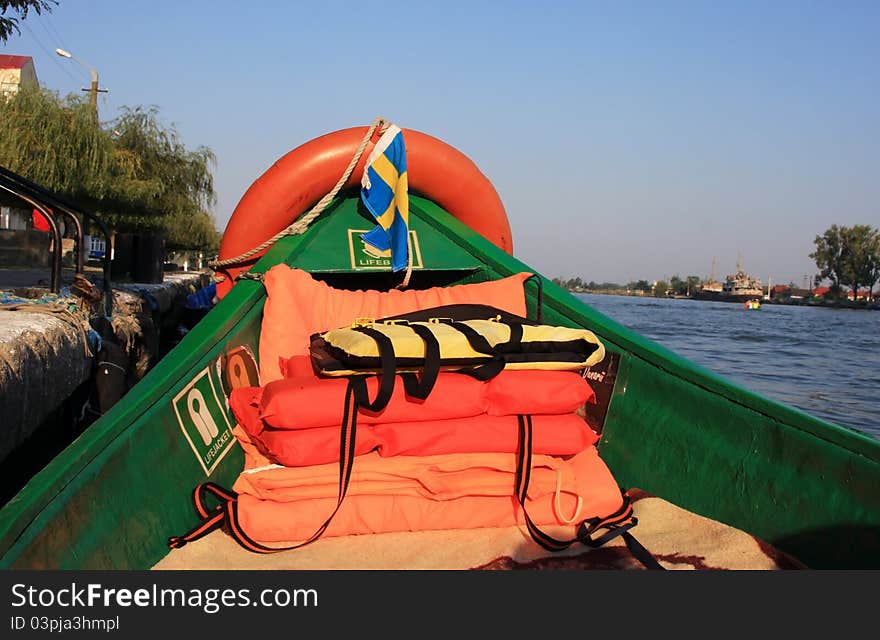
[811,224,880,302]
[0,87,115,203]
[104,106,218,249]
[665,275,699,296]
[163,210,220,254]
[0,1,56,43]
[652,280,669,297]
[0,89,220,254]
[810,224,846,298]
[840,225,880,302]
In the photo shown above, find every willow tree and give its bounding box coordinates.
[103,105,219,252]
[0,89,220,253]
[0,87,115,204]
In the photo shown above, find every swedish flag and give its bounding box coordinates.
[360,124,409,272]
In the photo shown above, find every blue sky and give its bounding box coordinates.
[3,0,878,286]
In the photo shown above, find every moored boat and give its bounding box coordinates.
[1,119,878,571]
[694,259,765,303]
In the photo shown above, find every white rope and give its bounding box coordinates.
[396,228,414,290]
[208,116,389,271]
[553,469,584,525]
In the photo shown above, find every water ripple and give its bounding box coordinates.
[578,294,880,439]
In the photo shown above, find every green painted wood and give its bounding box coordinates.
[292,196,482,273]
[0,234,302,569]
[385,199,880,569]
[1,192,878,570]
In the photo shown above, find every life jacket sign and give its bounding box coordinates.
[347,229,423,271]
[173,366,236,476]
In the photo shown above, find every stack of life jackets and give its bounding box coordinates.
[168,267,654,564]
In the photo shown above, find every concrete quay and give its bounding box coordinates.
[0,267,212,499]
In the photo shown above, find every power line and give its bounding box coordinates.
[21,21,81,86]
[38,14,76,82]
[40,14,69,52]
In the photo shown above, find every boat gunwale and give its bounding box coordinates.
[0,236,300,565]
[412,199,880,461]
[1,193,877,569]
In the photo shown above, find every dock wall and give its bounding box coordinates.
[0,271,211,484]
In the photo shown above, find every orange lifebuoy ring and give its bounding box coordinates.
[215,126,513,298]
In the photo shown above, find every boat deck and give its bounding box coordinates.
[153,490,805,570]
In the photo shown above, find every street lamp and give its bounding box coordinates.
[55,48,104,117]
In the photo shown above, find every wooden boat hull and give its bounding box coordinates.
[692,290,764,304]
[2,133,879,571]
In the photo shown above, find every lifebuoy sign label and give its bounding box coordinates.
[347,229,423,270]
[173,366,235,476]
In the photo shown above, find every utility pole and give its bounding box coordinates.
[55,48,107,121]
[87,67,99,115]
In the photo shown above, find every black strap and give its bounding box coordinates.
[399,323,442,400]
[351,323,446,407]
[169,378,362,554]
[514,415,665,569]
[494,322,524,354]
[449,319,525,357]
[350,326,398,411]
[449,321,498,356]
[446,320,523,381]
[620,530,666,570]
[525,273,544,324]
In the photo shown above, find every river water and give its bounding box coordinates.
[574,293,880,441]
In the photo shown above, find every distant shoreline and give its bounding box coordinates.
[569,289,879,310]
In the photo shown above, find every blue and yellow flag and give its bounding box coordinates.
[360,124,409,272]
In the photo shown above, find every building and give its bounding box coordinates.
[813,286,876,302]
[1,55,42,231]
[0,54,39,98]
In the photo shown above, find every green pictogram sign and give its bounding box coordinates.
[347,229,423,270]
[173,366,235,476]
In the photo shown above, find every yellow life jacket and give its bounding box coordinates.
[309,303,605,409]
